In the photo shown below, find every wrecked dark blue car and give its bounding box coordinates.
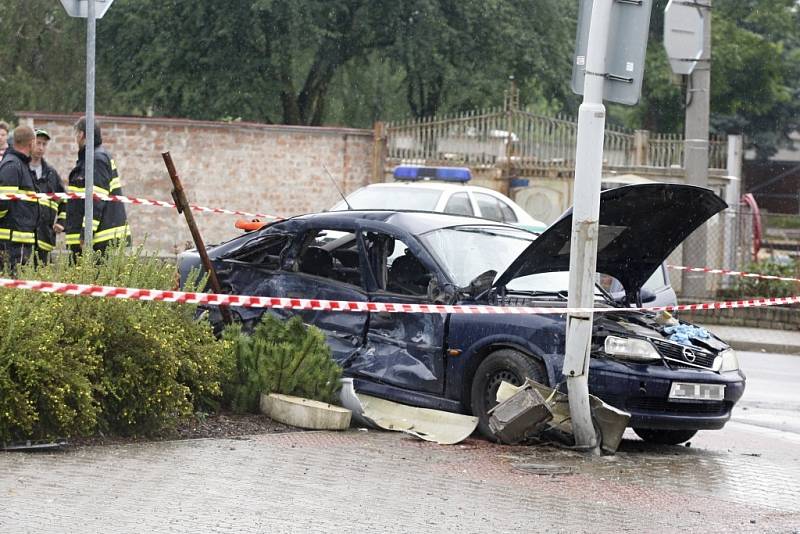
[179,184,745,445]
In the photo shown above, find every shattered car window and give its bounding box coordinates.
[223,233,291,269]
[297,229,361,286]
[362,233,433,296]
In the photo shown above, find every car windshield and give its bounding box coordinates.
[332,186,442,211]
[421,225,604,296]
[420,226,534,287]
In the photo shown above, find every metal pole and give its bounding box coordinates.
[162,152,232,325]
[564,0,614,451]
[722,135,743,285]
[83,0,96,250]
[681,1,711,298]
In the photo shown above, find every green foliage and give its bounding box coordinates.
[732,258,799,298]
[223,314,343,413]
[0,246,232,442]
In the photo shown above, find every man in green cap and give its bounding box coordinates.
[29,128,67,263]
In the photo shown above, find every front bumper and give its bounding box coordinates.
[586,358,746,430]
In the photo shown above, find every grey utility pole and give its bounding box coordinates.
[84,0,96,250]
[680,1,712,298]
[59,0,116,250]
[565,0,615,451]
[569,0,653,451]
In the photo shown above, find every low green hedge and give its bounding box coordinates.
[0,246,233,442]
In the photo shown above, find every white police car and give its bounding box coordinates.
[330,166,547,233]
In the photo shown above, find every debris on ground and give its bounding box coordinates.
[339,378,478,445]
[495,379,631,454]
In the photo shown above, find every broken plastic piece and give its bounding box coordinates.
[339,378,478,445]
[488,384,553,445]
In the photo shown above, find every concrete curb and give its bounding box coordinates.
[724,339,800,355]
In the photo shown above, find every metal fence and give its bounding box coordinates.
[671,206,757,296]
[385,107,728,173]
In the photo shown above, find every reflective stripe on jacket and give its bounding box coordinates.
[65,145,129,250]
[0,148,43,247]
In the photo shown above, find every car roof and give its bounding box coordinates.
[360,181,507,195]
[292,209,520,235]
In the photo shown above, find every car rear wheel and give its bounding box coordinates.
[633,428,697,445]
[470,349,547,440]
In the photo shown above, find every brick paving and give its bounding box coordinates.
[2,429,799,533]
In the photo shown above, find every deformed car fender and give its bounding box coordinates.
[445,312,568,403]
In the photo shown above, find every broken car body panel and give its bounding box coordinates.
[178,185,745,439]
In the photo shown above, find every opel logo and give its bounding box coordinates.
[682,347,697,363]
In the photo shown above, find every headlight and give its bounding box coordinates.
[603,335,661,362]
[717,349,739,372]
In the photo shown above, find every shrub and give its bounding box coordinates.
[223,314,343,413]
[729,258,799,299]
[0,245,233,442]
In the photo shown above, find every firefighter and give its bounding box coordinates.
[65,117,130,256]
[0,125,40,271]
[29,129,67,263]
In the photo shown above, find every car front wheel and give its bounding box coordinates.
[633,428,698,445]
[470,349,548,440]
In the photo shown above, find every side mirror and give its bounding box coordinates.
[640,288,657,304]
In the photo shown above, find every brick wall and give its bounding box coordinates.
[18,113,375,255]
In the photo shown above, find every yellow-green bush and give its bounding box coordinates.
[0,246,233,442]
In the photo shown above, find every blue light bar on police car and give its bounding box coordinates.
[393,165,472,182]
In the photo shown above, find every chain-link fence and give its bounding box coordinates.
[670,206,756,297]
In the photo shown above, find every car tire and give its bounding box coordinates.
[470,349,548,440]
[633,428,697,445]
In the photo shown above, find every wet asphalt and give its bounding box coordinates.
[1,351,799,533]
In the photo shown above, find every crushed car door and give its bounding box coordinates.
[353,224,447,396]
[279,226,369,365]
[212,230,297,328]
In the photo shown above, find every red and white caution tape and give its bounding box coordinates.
[0,191,282,220]
[1,277,799,314]
[667,264,800,285]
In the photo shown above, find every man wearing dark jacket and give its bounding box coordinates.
[65,117,130,256]
[0,125,40,271]
[29,129,67,262]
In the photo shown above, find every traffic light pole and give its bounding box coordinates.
[564,0,614,452]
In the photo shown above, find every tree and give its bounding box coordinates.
[614,0,800,159]
[0,2,87,121]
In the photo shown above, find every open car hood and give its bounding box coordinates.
[493,184,727,294]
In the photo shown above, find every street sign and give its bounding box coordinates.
[664,0,705,75]
[58,0,114,19]
[571,0,653,106]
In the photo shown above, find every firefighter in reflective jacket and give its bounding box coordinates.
[65,117,130,255]
[0,126,45,270]
[30,129,67,261]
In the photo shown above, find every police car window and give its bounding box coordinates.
[444,193,474,216]
[475,193,502,222]
[498,199,517,223]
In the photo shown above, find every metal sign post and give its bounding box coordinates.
[572,0,654,105]
[59,0,115,250]
[567,0,652,451]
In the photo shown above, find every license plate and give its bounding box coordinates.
[669,382,725,401]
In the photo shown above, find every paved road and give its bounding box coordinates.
[731,351,800,435]
[2,351,800,533]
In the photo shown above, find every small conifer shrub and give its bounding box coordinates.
[223,314,343,413]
